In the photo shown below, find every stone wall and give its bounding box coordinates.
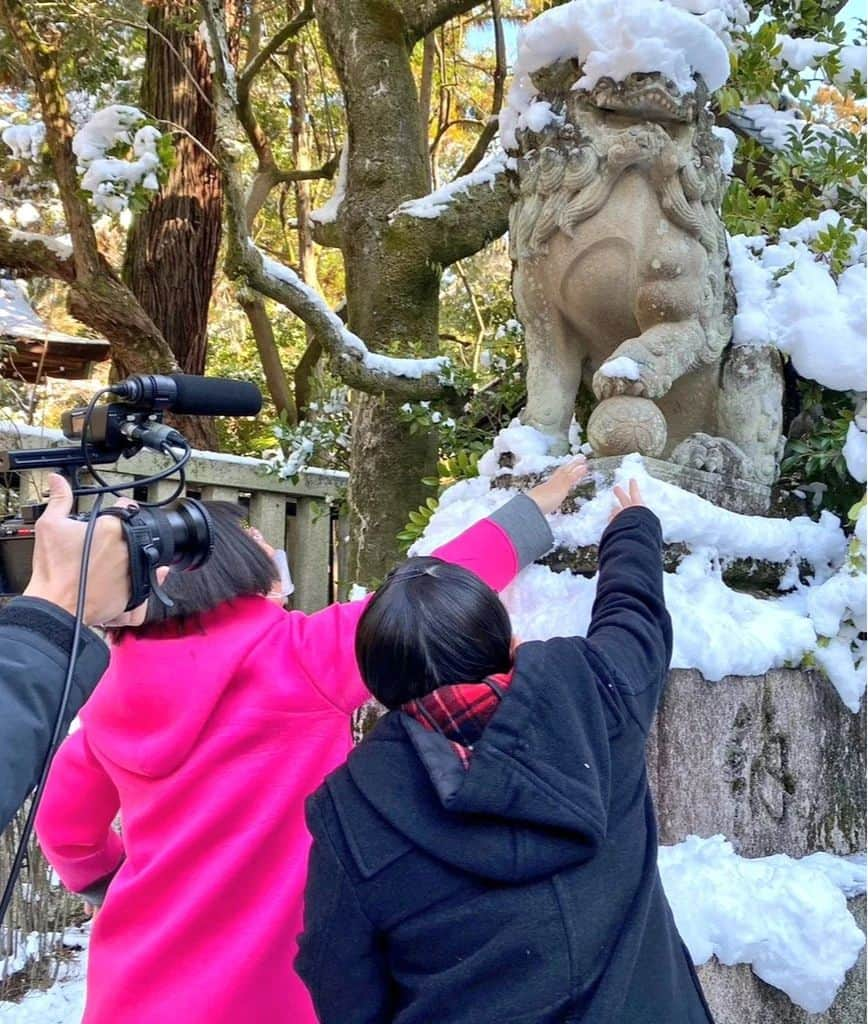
[649,668,866,1021]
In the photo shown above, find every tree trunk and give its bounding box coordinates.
[122,0,223,449]
[317,0,441,583]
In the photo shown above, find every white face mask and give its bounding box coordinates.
[271,549,294,598]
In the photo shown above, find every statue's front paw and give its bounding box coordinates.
[593,357,671,401]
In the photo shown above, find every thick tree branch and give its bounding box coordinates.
[0,229,75,283]
[0,0,177,374]
[387,159,511,267]
[402,0,486,43]
[201,0,451,400]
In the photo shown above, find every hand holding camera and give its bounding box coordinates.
[23,474,131,623]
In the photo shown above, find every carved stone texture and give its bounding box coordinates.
[586,396,667,458]
[495,456,773,515]
[647,669,867,858]
[697,896,866,1024]
[509,61,784,484]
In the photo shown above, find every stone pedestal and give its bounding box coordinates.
[650,669,866,1021]
[494,455,774,515]
[648,669,866,857]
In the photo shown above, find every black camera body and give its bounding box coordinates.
[0,376,264,608]
[0,500,213,609]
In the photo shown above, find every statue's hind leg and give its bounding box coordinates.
[715,345,785,484]
[515,263,584,454]
[669,347,784,484]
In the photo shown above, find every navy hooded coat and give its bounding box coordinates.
[296,507,715,1023]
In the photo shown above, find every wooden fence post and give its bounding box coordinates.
[290,497,331,612]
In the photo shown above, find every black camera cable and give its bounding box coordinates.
[0,420,192,925]
[0,493,103,925]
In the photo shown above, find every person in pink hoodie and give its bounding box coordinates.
[35,460,586,1024]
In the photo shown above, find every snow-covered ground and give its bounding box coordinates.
[0,928,88,1024]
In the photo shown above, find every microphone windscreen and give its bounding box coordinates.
[170,376,263,417]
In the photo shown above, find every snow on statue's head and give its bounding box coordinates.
[499,0,738,152]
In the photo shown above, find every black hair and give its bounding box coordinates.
[115,501,278,638]
[355,556,513,709]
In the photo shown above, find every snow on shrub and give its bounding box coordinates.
[72,105,169,214]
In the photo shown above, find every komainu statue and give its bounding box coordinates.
[509,63,784,485]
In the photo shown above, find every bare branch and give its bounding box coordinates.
[201,0,452,401]
[402,0,487,42]
[453,0,505,179]
[238,0,313,92]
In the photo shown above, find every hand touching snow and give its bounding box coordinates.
[527,457,588,514]
[610,479,646,521]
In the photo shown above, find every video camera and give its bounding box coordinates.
[0,373,263,609]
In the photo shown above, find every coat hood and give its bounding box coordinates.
[81,596,283,777]
[339,639,614,884]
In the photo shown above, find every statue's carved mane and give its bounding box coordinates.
[509,67,732,362]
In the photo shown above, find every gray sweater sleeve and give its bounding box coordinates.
[0,598,109,830]
[488,493,554,570]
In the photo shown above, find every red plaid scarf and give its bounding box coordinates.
[402,673,513,769]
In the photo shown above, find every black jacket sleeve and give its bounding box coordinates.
[296,794,393,1024]
[0,597,109,830]
[585,507,673,732]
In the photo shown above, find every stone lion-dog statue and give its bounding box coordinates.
[509,62,783,485]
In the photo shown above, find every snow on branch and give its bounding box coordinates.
[72,105,166,215]
[1,121,44,161]
[0,226,75,282]
[387,152,512,266]
[246,245,450,398]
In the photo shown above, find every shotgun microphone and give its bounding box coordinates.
[110,374,263,417]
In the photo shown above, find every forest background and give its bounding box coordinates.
[0,0,864,586]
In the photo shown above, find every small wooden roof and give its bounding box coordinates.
[0,279,110,383]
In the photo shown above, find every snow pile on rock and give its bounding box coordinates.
[728,211,867,392]
[659,836,866,1013]
[72,105,163,214]
[413,424,864,710]
[500,0,736,149]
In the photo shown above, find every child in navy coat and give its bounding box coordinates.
[297,480,715,1024]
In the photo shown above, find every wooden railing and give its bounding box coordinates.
[0,423,349,612]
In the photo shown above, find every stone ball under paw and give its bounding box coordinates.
[587,396,667,458]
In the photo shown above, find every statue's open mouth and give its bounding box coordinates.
[583,72,698,122]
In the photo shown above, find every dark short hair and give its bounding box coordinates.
[116,501,278,638]
[355,557,513,709]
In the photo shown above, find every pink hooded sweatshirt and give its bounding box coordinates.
[36,496,552,1024]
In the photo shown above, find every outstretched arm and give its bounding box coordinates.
[585,482,673,732]
[292,459,586,714]
[35,728,124,903]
